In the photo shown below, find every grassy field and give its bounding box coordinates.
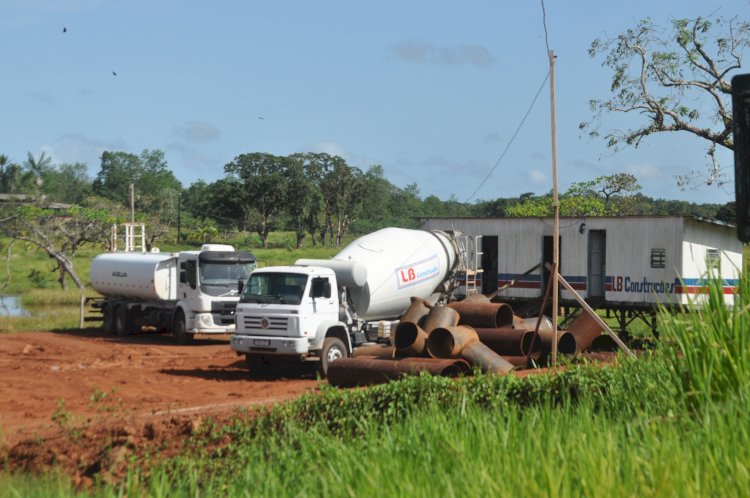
[1,274,748,497]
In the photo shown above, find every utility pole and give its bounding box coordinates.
[549,49,559,368]
[129,183,135,224]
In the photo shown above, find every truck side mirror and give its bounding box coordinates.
[179,271,187,284]
[238,278,245,294]
[311,277,331,298]
[180,262,187,270]
[732,73,750,242]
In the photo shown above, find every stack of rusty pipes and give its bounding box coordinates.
[327,294,580,387]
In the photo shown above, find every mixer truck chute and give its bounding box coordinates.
[231,228,463,375]
[90,244,256,344]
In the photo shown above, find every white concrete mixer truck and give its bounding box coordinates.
[90,244,257,343]
[231,228,463,374]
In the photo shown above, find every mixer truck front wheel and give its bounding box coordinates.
[172,310,194,345]
[319,337,348,377]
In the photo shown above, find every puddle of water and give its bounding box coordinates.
[0,296,31,317]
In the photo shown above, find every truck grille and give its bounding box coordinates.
[242,316,289,331]
[211,301,238,326]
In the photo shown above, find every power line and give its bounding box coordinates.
[540,0,551,55]
[465,71,550,203]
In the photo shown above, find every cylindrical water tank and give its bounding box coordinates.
[90,252,178,301]
[326,228,458,320]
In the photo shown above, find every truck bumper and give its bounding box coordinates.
[230,335,309,355]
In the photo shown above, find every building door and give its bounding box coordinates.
[588,230,606,298]
[481,236,498,295]
[541,235,561,295]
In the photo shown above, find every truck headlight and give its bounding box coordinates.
[197,313,214,326]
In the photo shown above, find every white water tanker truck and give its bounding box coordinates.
[90,244,256,343]
[230,228,463,374]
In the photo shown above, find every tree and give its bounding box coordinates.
[0,200,115,289]
[93,150,182,214]
[582,14,750,187]
[224,152,289,248]
[41,162,92,204]
[505,174,642,217]
[283,156,316,248]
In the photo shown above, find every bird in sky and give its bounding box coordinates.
[258,116,264,120]
[62,27,67,33]
[112,71,117,76]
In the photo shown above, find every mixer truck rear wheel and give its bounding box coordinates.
[319,337,348,377]
[172,311,194,345]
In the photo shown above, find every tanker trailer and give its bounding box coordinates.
[231,228,462,375]
[90,244,256,344]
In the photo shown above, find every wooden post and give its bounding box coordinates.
[79,292,85,329]
[555,272,635,357]
[549,50,559,367]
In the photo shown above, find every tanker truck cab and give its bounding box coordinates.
[232,265,351,374]
[175,245,257,337]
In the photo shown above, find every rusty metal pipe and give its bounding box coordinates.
[474,327,542,356]
[392,322,428,356]
[352,344,395,358]
[326,357,471,387]
[400,296,433,323]
[423,305,460,332]
[589,334,617,352]
[537,328,578,356]
[426,325,515,374]
[447,300,514,328]
[566,311,604,352]
[392,297,433,355]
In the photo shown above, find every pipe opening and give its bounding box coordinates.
[426,328,455,358]
[495,304,514,327]
[394,322,419,349]
[557,331,577,355]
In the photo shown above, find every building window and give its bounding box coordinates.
[706,248,720,271]
[650,248,666,269]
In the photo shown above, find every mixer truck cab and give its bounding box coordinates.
[232,265,347,373]
[231,227,462,375]
[90,244,256,344]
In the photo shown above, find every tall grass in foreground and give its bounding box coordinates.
[659,273,750,408]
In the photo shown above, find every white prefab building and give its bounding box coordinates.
[420,216,743,313]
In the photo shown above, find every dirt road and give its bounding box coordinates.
[0,330,320,444]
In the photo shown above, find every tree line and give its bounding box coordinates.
[0,149,735,289]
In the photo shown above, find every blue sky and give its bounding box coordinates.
[2,0,747,205]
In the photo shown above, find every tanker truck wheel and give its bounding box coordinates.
[101,305,114,335]
[172,310,194,345]
[113,304,130,336]
[319,337,348,377]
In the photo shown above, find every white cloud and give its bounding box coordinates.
[623,162,663,181]
[529,169,548,184]
[166,142,222,182]
[483,132,504,144]
[392,40,495,68]
[28,92,57,106]
[304,141,349,159]
[174,121,221,143]
[53,133,129,174]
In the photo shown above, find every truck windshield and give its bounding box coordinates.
[199,261,256,297]
[239,272,308,305]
